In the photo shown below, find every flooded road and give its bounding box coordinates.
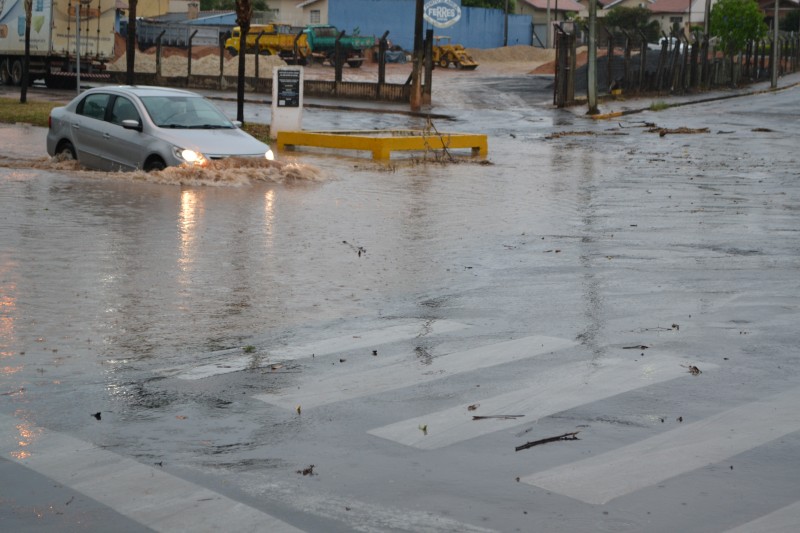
[2,76,800,532]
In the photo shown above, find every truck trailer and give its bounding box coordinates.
[0,0,116,88]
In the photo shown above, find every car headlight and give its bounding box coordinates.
[265,149,275,161]
[175,147,207,167]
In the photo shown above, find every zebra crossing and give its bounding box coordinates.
[5,321,799,531]
[0,414,303,533]
[173,320,468,381]
[248,322,799,529]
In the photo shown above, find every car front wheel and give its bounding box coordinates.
[143,156,166,172]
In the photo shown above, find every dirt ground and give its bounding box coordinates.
[106,42,566,80]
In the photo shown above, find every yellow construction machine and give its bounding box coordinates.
[431,36,478,70]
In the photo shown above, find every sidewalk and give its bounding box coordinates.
[573,70,800,120]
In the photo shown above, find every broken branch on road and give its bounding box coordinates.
[515,431,580,451]
[648,126,710,136]
[472,414,524,420]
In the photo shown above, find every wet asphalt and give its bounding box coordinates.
[2,70,800,532]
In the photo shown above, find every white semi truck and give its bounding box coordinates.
[0,0,116,88]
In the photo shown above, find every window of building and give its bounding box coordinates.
[310,9,320,24]
[670,16,683,24]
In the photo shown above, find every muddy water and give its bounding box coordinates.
[3,81,800,532]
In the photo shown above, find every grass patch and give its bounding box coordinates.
[0,97,59,127]
[0,96,273,139]
[242,122,271,142]
[649,101,670,111]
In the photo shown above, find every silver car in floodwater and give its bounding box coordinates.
[46,86,273,171]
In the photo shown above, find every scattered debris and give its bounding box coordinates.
[296,405,302,415]
[467,403,480,411]
[243,345,256,353]
[0,387,24,396]
[545,130,595,139]
[751,128,774,132]
[339,358,346,363]
[682,364,701,375]
[649,126,710,136]
[297,465,315,476]
[677,416,683,422]
[623,345,649,350]
[342,240,366,257]
[372,350,378,356]
[176,415,187,420]
[154,461,163,467]
[473,415,524,420]
[515,431,580,451]
[419,424,428,435]
[672,323,680,330]
[91,412,101,421]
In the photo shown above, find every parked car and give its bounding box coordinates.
[647,37,692,52]
[47,86,274,172]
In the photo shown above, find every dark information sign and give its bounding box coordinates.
[277,69,300,108]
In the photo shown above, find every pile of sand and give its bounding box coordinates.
[107,49,286,77]
[466,45,556,63]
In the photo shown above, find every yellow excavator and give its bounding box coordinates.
[431,36,479,70]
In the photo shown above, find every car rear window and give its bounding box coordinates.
[79,93,110,121]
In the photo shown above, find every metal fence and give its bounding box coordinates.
[554,26,800,107]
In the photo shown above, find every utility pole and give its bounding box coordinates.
[504,0,509,46]
[587,0,598,114]
[771,0,779,88]
[410,0,424,110]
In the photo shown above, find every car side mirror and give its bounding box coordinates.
[122,119,142,132]
[231,120,242,128]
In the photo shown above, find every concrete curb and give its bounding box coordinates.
[587,78,800,120]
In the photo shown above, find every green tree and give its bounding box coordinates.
[779,9,800,32]
[710,0,767,55]
[603,6,661,42]
[201,0,269,10]
[462,0,516,10]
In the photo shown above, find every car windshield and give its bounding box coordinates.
[140,95,235,129]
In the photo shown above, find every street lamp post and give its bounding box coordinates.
[76,0,91,95]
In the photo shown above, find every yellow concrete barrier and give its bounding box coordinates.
[277,130,488,160]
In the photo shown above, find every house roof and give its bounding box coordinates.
[522,0,584,11]
[649,0,690,14]
[296,0,323,8]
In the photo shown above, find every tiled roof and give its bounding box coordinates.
[649,0,691,14]
[523,0,585,11]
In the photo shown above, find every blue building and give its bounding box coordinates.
[324,0,532,51]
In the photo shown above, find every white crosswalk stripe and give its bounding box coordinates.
[723,500,800,533]
[368,355,701,449]
[175,319,468,380]
[522,387,800,505]
[0,413,302,533]
[254,335,578,410]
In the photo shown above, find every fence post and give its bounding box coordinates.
[254,31,264,80]
[605,28,614,93]
[156,31,166,80]
[655,32,667,92]
[377,31,389,99]
[622,30,631,90]
[637,30,647,92]
[690,32,699,89]
[187,30,197,80]
[334,30,345,86]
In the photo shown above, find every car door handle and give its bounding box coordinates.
[72,124,80,130]
[103,133,111,139]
